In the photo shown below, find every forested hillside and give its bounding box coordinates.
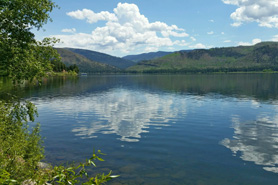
[127,42,278,73]
[56,48,120,73]
[66,48,135,69]
[123,51,173,63]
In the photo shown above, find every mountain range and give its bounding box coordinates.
[55,48,119,73]
[123,51,173,63]
[127,42,278,73]
[65,48,134,69]
[56,42,278,73]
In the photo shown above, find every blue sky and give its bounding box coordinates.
[35,0,278,57]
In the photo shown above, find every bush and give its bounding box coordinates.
[0,100,118,184]
[0,100,43,183]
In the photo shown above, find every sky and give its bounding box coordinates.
[34,0,278,57]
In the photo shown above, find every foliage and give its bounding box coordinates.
[0,100,43,183]
[66,48,134,69]
[0,0,61,82]
[0,0,117,184]
[0,99,117,184]
[127,42,278,73]
[51,59,80,74]
[51,60,67,72]
[67,64,79,74]
[123,51,173,63]
[56,48,120,73]
[49,151,118,185]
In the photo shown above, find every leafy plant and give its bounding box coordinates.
[0,100,43,183]
[0,0,118,184]
[50,151,118,185]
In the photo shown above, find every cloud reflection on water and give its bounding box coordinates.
[42,89,187,142]
[221,104,278,173]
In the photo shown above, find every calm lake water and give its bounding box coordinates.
[1,74,278,184]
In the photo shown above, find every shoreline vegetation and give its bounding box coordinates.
[2,69,278,80]
[71,70,278,75]
[53,42,278,75]
[50,71,78,77]
[0,0,117,184]
[122,69,278,74]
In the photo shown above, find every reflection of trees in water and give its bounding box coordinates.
[43,89,187,142]
[132,74,278,101]
[221,106,278,173]
[2,74,278,102]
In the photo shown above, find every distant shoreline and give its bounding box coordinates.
[77,70,278,75]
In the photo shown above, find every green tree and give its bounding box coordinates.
[0,0,117,184]
[0,0,60,82]
[67,64,79,73]
[0,100,44,183]
[52,60,67,72]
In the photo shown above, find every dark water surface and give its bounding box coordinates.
[1,74,278,184]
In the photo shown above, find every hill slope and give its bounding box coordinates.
[65,48,135,69]
[127,42,278,73]
[123,51,173,63]
[55,48,119,73]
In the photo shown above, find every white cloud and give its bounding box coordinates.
[221,106,278,173]
[238,38,261,46]
[224,40,231,43]
[221,32,225,35]
[61,28,76,33]
[222,0,278,28]
[190,36,196,41]
[37,89,186,142]
[231,22,242,27]
[207,31,214,35]
[67,9,117,23]
[174,40,189,46]
[189,43,207,49]
[209,19,215,23]
[54,3,189,56]
[272,35,278,41]
[238,41,251,46]
[144,46,159,53]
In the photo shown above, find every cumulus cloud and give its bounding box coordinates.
[221,106,278,173]
[67,9,117,23]
[222,0,278,28]
[272,35,278,41]
[174,40,189,46]
[37,89,186,142]
[224,40,231,43]
[144,47,159,53]
[190,36,196,41]
[54,3,189,55]
[61,28,76,33]
[238,38,261,46]
[207,31,214,35]
[189,43,207,49]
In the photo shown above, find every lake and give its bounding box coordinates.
[1,74,278,184]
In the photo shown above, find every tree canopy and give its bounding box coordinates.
[0,0,60,82]
[0,1,116,184]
